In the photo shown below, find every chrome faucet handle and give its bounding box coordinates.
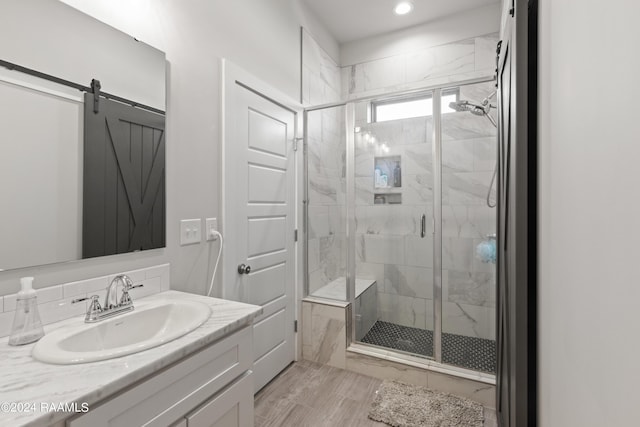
[72,295,103,322]
[119,283,144,306]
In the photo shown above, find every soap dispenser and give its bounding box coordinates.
[8,277,45,346]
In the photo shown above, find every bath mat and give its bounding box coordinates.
[368,380,484,427]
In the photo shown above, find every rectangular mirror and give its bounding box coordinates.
[0,0,166,272]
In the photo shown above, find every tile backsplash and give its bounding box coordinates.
[0,263,170,338]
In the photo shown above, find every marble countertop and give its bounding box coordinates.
[0,290,262,427]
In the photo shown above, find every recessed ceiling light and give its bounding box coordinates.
[394,1,414,15]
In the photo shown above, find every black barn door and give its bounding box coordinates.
[83,94,165,258]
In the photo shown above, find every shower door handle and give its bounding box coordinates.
[420,214,426,238]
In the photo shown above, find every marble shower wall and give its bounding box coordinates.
[441,81,497,341]
[303,30,346,297]
[342,33,499,98]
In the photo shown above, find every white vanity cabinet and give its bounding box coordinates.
[67,326,254,427]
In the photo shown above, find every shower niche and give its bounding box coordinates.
[373,156,402,205]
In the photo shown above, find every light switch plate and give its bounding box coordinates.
[180,219,201,245]
[205,218,218,241]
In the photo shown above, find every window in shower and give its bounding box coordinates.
[372,89,459,123]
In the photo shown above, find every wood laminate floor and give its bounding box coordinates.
[254,360,498,427]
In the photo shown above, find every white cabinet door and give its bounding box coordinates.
[186,372,253,427]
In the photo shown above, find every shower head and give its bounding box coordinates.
[449,99,497,128]
[449,100,486,116]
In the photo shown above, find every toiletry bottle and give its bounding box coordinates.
[381,173,388,187]
[8,277,45,346]
[374,166,382,187]
[393,161,401,187]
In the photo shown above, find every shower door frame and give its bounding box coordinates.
[303,75,496,374]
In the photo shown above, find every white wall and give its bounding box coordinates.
[539,1,640,425]
[0,0,336,295]
[341,3,501,66]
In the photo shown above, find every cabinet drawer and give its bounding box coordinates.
[68,327,252,427]
[186,371,253,427]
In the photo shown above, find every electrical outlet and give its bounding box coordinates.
[205,218,219,241]
[180,219,201,245]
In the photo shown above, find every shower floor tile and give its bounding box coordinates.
[360,321,496,373]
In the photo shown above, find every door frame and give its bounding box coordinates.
[220,59,304,360]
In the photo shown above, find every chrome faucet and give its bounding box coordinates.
[72,274,143,323]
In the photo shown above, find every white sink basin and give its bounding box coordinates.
[32,299,211,364]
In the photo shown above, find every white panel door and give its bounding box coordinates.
[229,84,296,392]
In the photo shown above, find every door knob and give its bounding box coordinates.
[237,264,251,275]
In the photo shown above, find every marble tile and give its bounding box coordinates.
[308,265,338,296]
[306,111,323,142]
[473,137,498,172]
[361,234,406,265]
[403,116,430,145]
[307,205,331,239]
[431,39,475,78]
[345,351,429,387]
[442,205,495,239]
[308,69,326,105]
[442,139,475,172]
[354,151,374,177]
[403,144,433,175]
[308,238,320,273]
[403,173,434,204]
[302,64,311,104]
[404,234,434,268]
[340,67,350,98]
[355,177,374,205]
[442,302,496,340]
[445,270,495,307]
[365,120,404,145]
[362,56,406,92]
[308,174,340,205]
[378,293,426,329]
[345,64,365,95]
[442,171,495,206]
[427,371,495,408]
[301,301,347,368]
[355,262,385,286]
[328,205,346,235]
[474,33,500,72]
[442,237,474,271]
[355,205,420,235]
[405,49,437,84]
[383,264,433,299]
[442,112,496,141]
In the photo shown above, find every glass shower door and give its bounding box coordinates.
[440,81,497,373]
[352,94,435,358]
